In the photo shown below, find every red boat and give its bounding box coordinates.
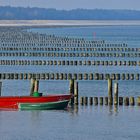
[0,94,71,110]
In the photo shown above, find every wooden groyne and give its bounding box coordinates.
[79,96,140,106]
[0,30,127,48]
[0,60,139,66]
[0,73,139,80]
[0,52,140,58]
[0,77,139,107]
[0,47,136,52]
[69,79,138,106]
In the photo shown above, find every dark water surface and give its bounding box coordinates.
[1,25,140,140]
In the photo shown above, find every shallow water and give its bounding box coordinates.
[0,106,140,140]
[1,25,140,140]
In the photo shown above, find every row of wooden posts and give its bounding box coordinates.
[0,52,140,57]
[1,47,138,52]
[80,96,137,106]
[0,31,125,47]
[0,60,139,66]
[69,78,140,106]
[0,42,124,48]
[0,78,139,106]
[0,73,140,81]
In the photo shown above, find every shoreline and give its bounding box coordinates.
[0,20,140,27]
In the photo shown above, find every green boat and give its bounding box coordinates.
[19,100,69,110]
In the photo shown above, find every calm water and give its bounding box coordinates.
[1,25,140,140]
[1,106,140,140]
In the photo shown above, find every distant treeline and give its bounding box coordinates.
[0,6,140,20]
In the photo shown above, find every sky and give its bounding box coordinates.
[0,0,140,10]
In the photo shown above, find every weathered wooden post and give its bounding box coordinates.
[34,79,39,93]
[119,97,123,105]
[69,79,74,105]
[108,78,113,105]
[124,97,129,106]
[130,97,135,106]
[99,97,103,105]
[104,97,108,105]
[94,97,98,105]
[0,81,2,96]
[137,97,140,106]
[89,97,93,105]
[30,78,35,96]
[74,81,79,105]
[114,82,118,105]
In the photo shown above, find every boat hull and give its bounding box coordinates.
[19,100,69,110]
[0,94,71,110]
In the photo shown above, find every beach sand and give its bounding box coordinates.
[0,20,140,27]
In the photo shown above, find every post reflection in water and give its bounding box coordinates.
[114,105,118,115]
[67,105,79,116]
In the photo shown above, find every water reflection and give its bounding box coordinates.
[108,105,113,115]
[66,105,79,116]
[31,111,41,121]
[67,104,117,117]
[106,105,119,116]
[0,104,137,116]
[67,104,122,116]
[114,105,118,115]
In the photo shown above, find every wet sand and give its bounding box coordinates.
[0,20,140,27]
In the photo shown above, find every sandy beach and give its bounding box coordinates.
[0,20,140,27]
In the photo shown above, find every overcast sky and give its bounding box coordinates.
[0,0,140,10]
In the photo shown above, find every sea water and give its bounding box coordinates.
[1,25,140,140]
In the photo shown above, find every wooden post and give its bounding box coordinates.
[99,97,103,105]
[108,78,113,105]
[137,97,140,106]
[0,81,2,96]
[104,97,108,105]
[69,79,74,105]
[130,97,135,106]
[34,80,39,92]
[30,78,35,96]
[74,81,78,105]
[94,97,98,105]
[89,97,93,105]
[124,97,129,106]
[114,82,118,105]
[119,97,123,105]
